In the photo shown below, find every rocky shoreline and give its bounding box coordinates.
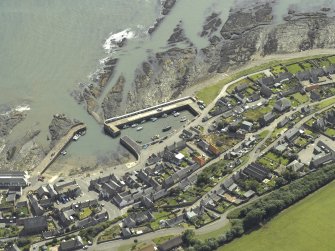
[98,3,335,119]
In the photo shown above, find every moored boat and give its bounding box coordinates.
[180,116,187,122]
[131,123,138,128]
[173,112,180,117]
[162,113,168,118]
[151,134,160,141]
[151,117,158,122]
[136,126,143,131]
[162,126,172,132]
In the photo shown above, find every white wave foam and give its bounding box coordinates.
[103,28,136,52]
[15,105,31,112]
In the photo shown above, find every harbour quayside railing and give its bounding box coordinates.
[104,96,195,124]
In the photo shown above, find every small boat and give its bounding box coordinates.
[73,134,80,141]
[180,116,187,122]
[157,108,163,111]
[143,144,148,149]
[173,112,180,117]
[123,125,129,129]
[151,134,160,141]
[131,123,138,128]
[60,150,67,155]
[151,117,158,122]
[136,140,142,144]
[136,126,143,131]
[162,113,168,118]
[140,120,146,124]
[162,126,172,132]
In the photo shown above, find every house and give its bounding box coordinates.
[284,128,300,142]
[325,64,335,75]
[197,140,210,152]
[259,112,276,127]
[59,236,84,251]
[277,117,290,128]
[209,143,220,156]
[22,216,48,234]
[123,216,136,228]
[273,143,288,154]
[235,82,249,93]
[275,72,293,82]
[193,155,206,166]
[4,244,20,251]
[248,92,261,102]
[312,118,326,132]
[260,85,272,98]
[28,194,44,216]
[243,163,271,182]
[296,71,311,81]
[259,76,275,87]
[273,98,291,112]
[142,196,154,208]
[310,152,335,168]
[241,121,253,132]
[287,160,304,172]
[158,236,183,251]
[185,211,197,220]
[0,171,29,188]
[122,227,132,238]
[59,209,76,226]
[301,106,311,114]
[243,190,256,199]
[310,91,321,101]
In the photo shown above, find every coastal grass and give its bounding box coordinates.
[196,54,331,104]
[219,180,335,251]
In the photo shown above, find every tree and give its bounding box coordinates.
[182,229,196,247]
[243,208,265,231]
[196,173,210,187]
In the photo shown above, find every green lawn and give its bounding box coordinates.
[301,62,313,70]
[292,93,309,105]
[286,63,303,74]
[328,55,335,64]
[325,128,335,138]
[270,65,286,76]
[316,97,335,109]
[249,73,266,82]
[79,207,92,220]
[220,180,335,251]
[153,235,177,245]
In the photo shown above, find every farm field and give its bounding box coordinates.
[219,180,335,251]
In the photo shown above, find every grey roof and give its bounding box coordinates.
[23,216,48,232]
[274,98,291,112]
[59,236,84,251]
[158,236,183,251]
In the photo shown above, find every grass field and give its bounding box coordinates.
[286,63,303,74]
[220,180,335,251]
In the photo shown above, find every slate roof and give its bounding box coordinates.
[59,236,84,251]
[243,163,271,182]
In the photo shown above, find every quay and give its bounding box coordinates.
[104,96,200,138]
[32,123,87,176]
[120,136,141,160]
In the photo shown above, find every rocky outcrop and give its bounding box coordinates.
[48,114,81,148]
[0,111,26,138]
[102,75,125,118]
[148,0,177,34]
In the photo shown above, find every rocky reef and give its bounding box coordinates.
[148,0,177,34]
[0,110,26,138]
